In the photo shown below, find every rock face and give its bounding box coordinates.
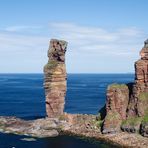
[44,39,67,118]
[127,40,148,117]
[102,39,148,135]
[0,116,59,138]
[140,122,148,137]
[102,84,129,134]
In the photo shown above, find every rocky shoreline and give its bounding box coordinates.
[0,114,148,148]
[0,39,147,147]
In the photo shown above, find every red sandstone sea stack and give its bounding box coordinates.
[44,39,67,118]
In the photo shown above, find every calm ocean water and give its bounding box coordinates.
[0,74,134,148]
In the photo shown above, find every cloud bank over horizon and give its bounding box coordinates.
[0,22,147,73]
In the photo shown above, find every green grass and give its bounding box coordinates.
[142,115,148,124]
[141,109,148,124]
[105,112,120,121]
[108,83,127,90]
[92,118,103,129]
[95,120,103,128]
[122,117,142,126]
[139,92,148,101]
[44,60,58,70]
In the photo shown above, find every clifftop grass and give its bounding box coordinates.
[108,83,127,90]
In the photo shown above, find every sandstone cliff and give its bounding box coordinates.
[102,84,129,134]
[127,39,148,117]
[44,39,67,118]
[102,39,148,136]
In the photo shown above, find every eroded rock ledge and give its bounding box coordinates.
[0,114,148,148]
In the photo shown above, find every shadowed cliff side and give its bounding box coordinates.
[44,39,67,118]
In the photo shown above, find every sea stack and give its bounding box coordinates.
[44,39,67,118]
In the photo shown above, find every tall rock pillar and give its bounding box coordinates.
[44,39,67,118]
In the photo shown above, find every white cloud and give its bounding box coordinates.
[0,32,48,51]
[48,23,145,56]
[4,25,42,32]
[0,23,147,73]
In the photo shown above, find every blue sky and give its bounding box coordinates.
[0,0,147,73]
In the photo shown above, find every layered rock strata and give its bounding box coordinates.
[44,39,67,118]
[102,39,148,135]
[127,39,148,117]
[102,84,129,134]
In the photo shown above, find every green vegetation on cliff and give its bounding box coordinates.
[44,60,58,70]
[122,108,148,126]
[141,109,148,124]
[122,117,142,126]
[105,111,120,121]
[142,115,148,124]
[139,92,148,101]
[108,83,127,90]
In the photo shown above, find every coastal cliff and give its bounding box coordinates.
[44,39,67,118]
[0,39,147,148]
[102,39,148,137]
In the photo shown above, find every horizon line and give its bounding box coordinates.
[0,72,134,74]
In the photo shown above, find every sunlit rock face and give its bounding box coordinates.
[102,39,148,135]
[127,40,148,117]
[102,84,129,134]
[44,39,67,118]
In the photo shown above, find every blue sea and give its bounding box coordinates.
[0,74,134,148]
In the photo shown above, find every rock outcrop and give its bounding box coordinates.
[127,39,148,117]
[102,39,148,135]
[44,39,67,118]
[0,116,59,138]
[102,84,129,134]
[0,115,148,148]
